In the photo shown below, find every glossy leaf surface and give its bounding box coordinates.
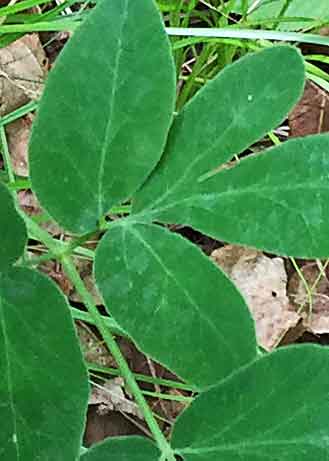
[173,345,329,461]
[81,436,158,460]
[0,268,88,461]
[30,0,175,234]
[95,222,256,389]
[146,134,329,258]
[133,46,304,214]
[234,0,329,31]
[0,183,26,271]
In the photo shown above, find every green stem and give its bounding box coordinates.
[20,213,96,260]
[71,307,127,337]
[177,43,212,110]
[0,124,15,184]
[61,254,176,461]
[22,251,58,267]
[89,374,192,403]
[88,362,196,392]
[22,213,62,252]
[290,257,313,316]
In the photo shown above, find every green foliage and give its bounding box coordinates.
[95,222,256,389]
[0,269,89,460]
[137,134,329,257]
[29,0,176,233]
[81,437,159,461]
[0,183,26,271]
[172,346,329,461]
[234,0,329,30]
[0,190,88,459]
[1,0,329,459]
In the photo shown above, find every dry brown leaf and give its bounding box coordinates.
[18,189,64,234]
[6,114,34,177]
[90,377,143,419]
[211,245,299,350]
[77,321,116,369]
[18,188,40,214]
[288,262,329,334]
[289,81,329,137]
[0,34,46,116]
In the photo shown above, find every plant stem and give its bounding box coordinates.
[0,124,15,184]
[22,213,62,252]
[71,307,127,337]
[88,362,196,392]
[61,255,176,461]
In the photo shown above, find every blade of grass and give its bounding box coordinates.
[0,101,38,126]
[0,17,80,32]
[166,27,329,46]
[71,307,127,337]
[307,73,329,93]
[305,55,329,65]
[305,61,329,82]
[88,362,196,392]
[0,0,52,17]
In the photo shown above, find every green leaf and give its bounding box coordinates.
[29,0,175,234]
[133,46,305,215]
[234,0,329,31]
[95,222,256,389]
[0,183,26,271]
[0,268,88,460]
[148,134,329,258]
[81,436,158,460]
[172,345,329,461]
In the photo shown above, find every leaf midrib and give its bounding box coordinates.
[97,0,129,218]
[141,73,289,213]
[180,437,327,455]
[128,225,240,367]
[150,182,329,217]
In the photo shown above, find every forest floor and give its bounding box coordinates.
[0,0,329,447]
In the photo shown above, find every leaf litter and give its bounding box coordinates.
[0,33,46,116]
[288,262,329,335]
[211,245,300,350]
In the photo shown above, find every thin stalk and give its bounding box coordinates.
[87,362,197,392]
[22,251,58,267]
[0,125,15,184]
[7,179,31,191]
[21,213,62,252]
[89,374,192,403]
[241,0,248,19]
[61,255,176,461]
[0,0,52,17]
[0,101,38,126]
[141,389,192,403]
[64,231,98,255]
[166,27,329,47]
[71,308,127,337]
[290,257,313,317]
[177,42,213,110]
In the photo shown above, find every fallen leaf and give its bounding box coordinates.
[289,81,329,136]
[18,189,64,235]
[0,34,46,116]
[211,245,299,350]
[6,114,34,177]
[84,407,145,447]
[90,377,143,419]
